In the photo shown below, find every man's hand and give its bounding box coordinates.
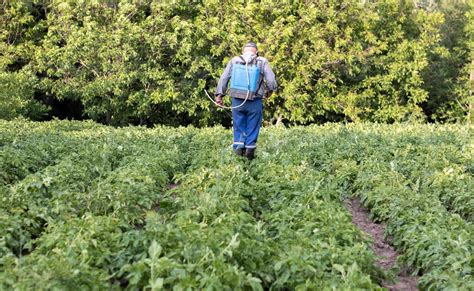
[215,95,223,106]
[264,91,273,99]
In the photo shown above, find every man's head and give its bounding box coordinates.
[243,41,258,55]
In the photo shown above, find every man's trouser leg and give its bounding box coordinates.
[244,98,263,159]
[232,98,247,153]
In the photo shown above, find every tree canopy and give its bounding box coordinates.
[1,0,472,126]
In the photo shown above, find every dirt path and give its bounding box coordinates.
[345,197,418,291]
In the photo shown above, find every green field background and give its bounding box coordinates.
[1,120,472,290]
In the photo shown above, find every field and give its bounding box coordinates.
[0,120,472,290]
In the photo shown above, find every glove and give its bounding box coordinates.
[215,95,223,106]
[264,91,273,99]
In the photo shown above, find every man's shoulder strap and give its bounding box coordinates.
[237,55,262,66]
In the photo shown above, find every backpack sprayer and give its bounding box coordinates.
[205,56,261,109]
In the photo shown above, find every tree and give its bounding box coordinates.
[0,1,48,120]
[0,0,471,125]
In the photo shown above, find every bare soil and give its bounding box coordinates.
[345,197,419,291]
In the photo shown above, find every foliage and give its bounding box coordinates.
[422,0,473,122]
[0,119,472,290]
[0,1,472,125]
[0,1,49,120]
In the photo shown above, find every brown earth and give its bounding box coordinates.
[345,197,419,291]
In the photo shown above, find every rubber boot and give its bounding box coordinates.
[245,148,256,160]
[235,147,245,157]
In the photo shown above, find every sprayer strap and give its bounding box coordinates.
[255,59,265,95]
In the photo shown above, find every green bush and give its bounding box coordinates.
[0,1,472,124]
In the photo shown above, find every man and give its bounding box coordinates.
[215,41,277,160]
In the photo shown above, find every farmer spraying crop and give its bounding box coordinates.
[214,41,277,160]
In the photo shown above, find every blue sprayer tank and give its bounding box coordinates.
[230,64,260,93]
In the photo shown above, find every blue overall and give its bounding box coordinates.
[232,97,263,150]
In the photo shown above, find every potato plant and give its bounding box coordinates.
[0,120,472,290]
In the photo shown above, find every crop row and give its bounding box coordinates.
[305,124,473,290]
[0,122,384,289]
[0,120,472,289]
[258,124,472,289]
[0,126,191,261]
